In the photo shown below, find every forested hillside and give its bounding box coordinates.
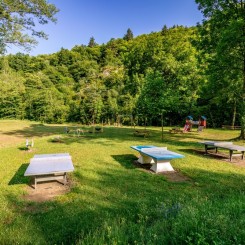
[0,26,239,127]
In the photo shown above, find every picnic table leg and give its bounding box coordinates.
[34,177,37,189]
[242,151,244,160]
[215,147,218,153]
[205,145,208,154]
[229,150,233,161]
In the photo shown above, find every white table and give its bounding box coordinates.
[24,153,74,189]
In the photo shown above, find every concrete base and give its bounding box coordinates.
[137,155,155,164]
[137,153,175,173]
[150,161,174,173]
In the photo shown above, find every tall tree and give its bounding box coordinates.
[88,36,97,47]
[195,0,245,137]
[0,0,58,53]
[123,28,134,41]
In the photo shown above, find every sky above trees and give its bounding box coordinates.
[6,0,203,56]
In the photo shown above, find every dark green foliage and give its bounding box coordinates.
[123,28,134,41]
[195,0,245,135]
[0,20,241,127]
[88,36,97,48]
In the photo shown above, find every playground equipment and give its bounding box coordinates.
[183,116,194,132]
[183,115,206,132]
[65,126,85,136]
[197,116,207,132]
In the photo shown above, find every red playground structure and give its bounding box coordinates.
[197,116,207,132]
[183,115,206,132]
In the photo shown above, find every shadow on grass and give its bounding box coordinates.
[2,123,66,138]
[8,163,29,185]
[111,154,138,169]
[3,162,245,244]
[1,122,241,150]
[18,146,28,151]
[178,146,245,164]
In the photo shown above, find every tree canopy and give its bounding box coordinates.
[0,0,58,53]
[195,0,245,137]
[0,2,244,131]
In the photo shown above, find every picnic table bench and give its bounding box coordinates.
[169,127,183,133]
[24,153,74,189]
[133,130,150,137]
[131,145,184,173]
[199,141,245,161]
[222,125,241,130]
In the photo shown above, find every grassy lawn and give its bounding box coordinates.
[0,120,245,244]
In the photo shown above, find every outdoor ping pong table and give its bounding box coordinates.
[199,141,245,161]
[24,153,74,189]
[131,145,184,173]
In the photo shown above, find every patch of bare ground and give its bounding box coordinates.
[159,170,191,182]
[0,135,24,148]
[133,160,190,182]
[23,181,71,202]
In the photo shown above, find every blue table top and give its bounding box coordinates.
[131,145,184,160]
[131,145,156,151]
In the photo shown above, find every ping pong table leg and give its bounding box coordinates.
[138,153,154,164]
[64,173,67,185]
[150,160,175,173]
[229,150,233,161]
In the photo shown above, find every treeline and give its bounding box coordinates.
[0,26,239,127]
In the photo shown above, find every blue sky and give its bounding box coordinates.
[7,0,203,56]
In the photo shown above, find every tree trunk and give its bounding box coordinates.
[231,101,236,127]
[240,61,245,139]
[240,0,245,139]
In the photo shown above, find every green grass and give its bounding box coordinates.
[0,120,245,244]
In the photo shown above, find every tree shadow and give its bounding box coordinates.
[3,162,245,244]
[111,154,141,170]
[2,123,66,138]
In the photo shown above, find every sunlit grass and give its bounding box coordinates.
[0,120,245,244]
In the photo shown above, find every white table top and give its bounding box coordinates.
[24,153,74,176]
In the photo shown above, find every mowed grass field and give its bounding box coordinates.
[0,120,245,244]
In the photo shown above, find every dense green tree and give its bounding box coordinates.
[123,28,134,41]
[88,36,97,48]
[0,23,230,127]
[0,64,25,118]
[78,78,104,124]
[24,72,68,123]
[0,0,58,53]
[161,25,168,35]
[195,0,245,137]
